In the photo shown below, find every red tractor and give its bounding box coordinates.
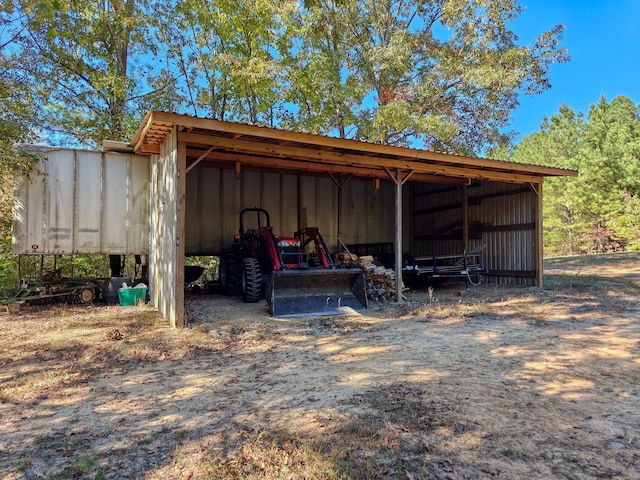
[219,207,367,317]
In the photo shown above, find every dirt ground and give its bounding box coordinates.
[1,253,640,479]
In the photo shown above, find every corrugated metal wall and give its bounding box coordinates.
[184,167,395,255]
[409,181,538,285]
[11,147,149,255]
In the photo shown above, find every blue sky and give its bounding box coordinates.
[507,0,640,142]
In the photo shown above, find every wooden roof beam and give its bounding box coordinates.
[140,110,576,178]
[184,148,468,184]
[179,131,543,184]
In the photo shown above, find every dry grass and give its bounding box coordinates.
[2,252,640,479]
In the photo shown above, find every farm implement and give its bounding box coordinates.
[2,271,103,308]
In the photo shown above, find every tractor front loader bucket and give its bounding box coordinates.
[267,268,367,318]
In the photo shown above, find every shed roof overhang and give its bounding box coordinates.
[130,110,578,185]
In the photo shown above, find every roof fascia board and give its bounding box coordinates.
[178,131,543,184]
[142,110,576,178]
[130,110,155,153]
[186,148,469,184]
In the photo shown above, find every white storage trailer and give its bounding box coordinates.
[11,145,150,256]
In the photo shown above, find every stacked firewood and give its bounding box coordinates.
[337,253,404,303]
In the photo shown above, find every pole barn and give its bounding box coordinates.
[128,110,577,328]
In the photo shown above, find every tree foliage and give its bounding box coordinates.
[336,0,568,152]
[1,0,569,260]
[507,95,640,255]
[2,0,568,152]
[1,0,173,146]
[0,44,40,237]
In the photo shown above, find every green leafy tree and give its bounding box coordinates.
[279,0,364,137]
[2,0,569,149]
[331,0,568,152]
[155,0,568,152]
[0,44,40,237]
[155,0,296,125]
[1,0,174,146]
[508,95,640,255]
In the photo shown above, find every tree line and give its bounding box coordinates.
[3,1,638,262]
[500,95,640,256]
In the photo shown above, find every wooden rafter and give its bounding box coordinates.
[183,148,469,184]
[178,132,544,184]
[130,110,579,186]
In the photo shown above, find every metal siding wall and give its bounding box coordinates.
[185,168,304,254]
[46,150,75,253]
[183,170,396,256]
[11,147,149,255]
[301,176,337,245]
[261,173,280,231]
[202,168,221,250]
[76,151,102,253]
[102,154,129,252]
[471,182,536,285]
[411,182,464,257]
[185,166,202,252]
[18,157,46,252]
[345,179,367,244]
[342,178,394,247]
[300,176,317,227]
[407,181,537,285]
[220,169,242,249]
[126,154,150,253]
[242,171,263,212]
[280,174,299,237]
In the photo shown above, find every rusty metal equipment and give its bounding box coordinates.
[2,270,103,307]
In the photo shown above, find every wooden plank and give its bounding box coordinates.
[186,149,467,184]
[176,141,186,328]
[143,110,578,178]
[178,132,545,184]
[130,110,155,153]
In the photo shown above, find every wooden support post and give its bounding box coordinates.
[395,169,403,302]
[176,141,187,328]
[531,181,544,287]
[384,168,413,303]
[329,173,352,252]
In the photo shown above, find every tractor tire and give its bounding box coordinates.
[220,250,242,296]
[242,257,262,303]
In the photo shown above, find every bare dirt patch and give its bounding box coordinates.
[1,253,640,479]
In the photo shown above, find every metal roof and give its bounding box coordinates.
[130,110,578,185]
